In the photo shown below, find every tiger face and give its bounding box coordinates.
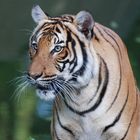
[28,6,98,101]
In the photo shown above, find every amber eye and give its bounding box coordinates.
[54,45,63,52]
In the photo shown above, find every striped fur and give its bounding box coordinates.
[27,5,140,140]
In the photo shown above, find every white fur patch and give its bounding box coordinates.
[36,90,56,101]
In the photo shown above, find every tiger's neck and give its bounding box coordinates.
[53,25,125,121]
[52,55,110,139]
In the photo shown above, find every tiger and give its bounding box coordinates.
[26,5,140,140]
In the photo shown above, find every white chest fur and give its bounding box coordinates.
[78,116,103,140]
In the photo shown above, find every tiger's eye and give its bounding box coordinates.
[31,41,37,50]
[54,45,63,52]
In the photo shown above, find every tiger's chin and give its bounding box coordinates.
[36,89,56,101]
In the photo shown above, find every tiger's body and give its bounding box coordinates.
[51,22,140,140]
[27,5,140,140]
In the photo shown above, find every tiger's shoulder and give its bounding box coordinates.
[93,22,126,49]
[92,22,128,61]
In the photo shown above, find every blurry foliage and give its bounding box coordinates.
[0,0,140,140]
[30,135,51,140]
[13,90,36,140]
[126,18,140,87]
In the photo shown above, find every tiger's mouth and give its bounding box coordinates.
[35,83,57,101]
[27,75,78,101]
[35,83,53,91]
[27,75,57,100]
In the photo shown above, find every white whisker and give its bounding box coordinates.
[18,29,33,35]
[55,79,77,104]
[11,74,30,103]
[53,81,65,100]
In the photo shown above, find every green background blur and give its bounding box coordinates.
[0,0,140,140]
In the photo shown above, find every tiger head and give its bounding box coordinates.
[28,5,99,101]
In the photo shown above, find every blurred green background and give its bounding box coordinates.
[0,0,140,140]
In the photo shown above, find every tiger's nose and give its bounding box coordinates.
[28,72,43,80]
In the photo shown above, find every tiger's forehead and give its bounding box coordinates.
[31,22,55,43]
[31,15,74,42]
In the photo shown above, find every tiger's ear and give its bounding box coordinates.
[31,5,48,24]
[75,11,94,39]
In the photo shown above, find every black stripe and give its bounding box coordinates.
[56,27,61,33]
[53,122,62,140]
[56,59,69,72]
[66,30,77,74]
[95,25,119,54]
[106,54,121,110]
[95,25,122,112]
[103,29,122,58]
[37,22,48,32]
[96,59,102,92]
[95,26,111,45]
[55,64,62,72]
[120,91,138,140]
[43,74,56,79]
[64,56,109,116]
[91,29,94,38]
[64,26,88,76]
[54,130,61,140]
[94,33,100,42]
[52,108,61,140]
[78,57,108,114]
[34,23,49,38]
[63,26,88,76]
[66,16,74,22]
[73,36,88,76]
[102,85,129,134]
[106,62,121,111]
[95,26,122,61]
[43,27,53,31]
[53,32,59,41]
[57,21,64,30]
[31,23,53,44]
[55,105,75,136]
[88,58,102,104]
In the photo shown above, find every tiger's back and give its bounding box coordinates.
[92,23,140,140]
[27,5,140,140]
